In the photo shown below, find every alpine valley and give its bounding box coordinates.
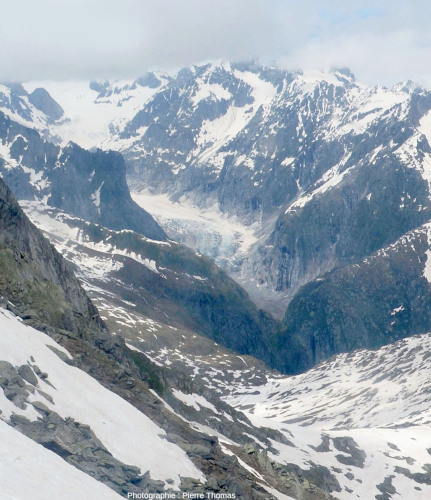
[1,61,431,499]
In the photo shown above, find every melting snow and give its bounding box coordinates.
[91,181,104,210]
[0,308,204,485]
[172,389,219,414]
[0,419,122,500]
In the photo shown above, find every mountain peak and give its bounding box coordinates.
[28,87,64,122]
[206,58,232,72]
[392,79,422,94]
[296,68,356,87]
[331,66,356,81]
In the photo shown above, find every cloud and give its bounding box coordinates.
[278,1,431,86]
[1,0,431,86]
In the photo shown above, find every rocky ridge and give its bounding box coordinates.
[0,110,166,240]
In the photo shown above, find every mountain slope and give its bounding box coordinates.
[0,173,297,499]
[0,418,122,500]
[2,74,431,496]
[0,175,105,338]
[222,329,431,499]
[90,63,431,317]
[13,198,342,499]
[89,61,431,368]
[21,200,277,365]
[273,220,431,373]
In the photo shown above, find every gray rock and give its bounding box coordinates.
[31,400,51,415]
[18,364,38,386]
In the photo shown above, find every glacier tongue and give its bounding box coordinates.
[131,189,259,269]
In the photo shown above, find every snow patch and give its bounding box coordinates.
[91,181,104,211]
[423,227,431,283]
[191,83,231,106]
[172,389,219,414]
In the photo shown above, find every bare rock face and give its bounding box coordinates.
[47,142,167,241]
[274,223,431,373]
[0,175,105,338]
[28,87,64,122]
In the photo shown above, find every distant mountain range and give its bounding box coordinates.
[2,62,431,372]
[1,60,431,498]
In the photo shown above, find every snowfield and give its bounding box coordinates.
[0,419,122,500]
[0,308,204,487]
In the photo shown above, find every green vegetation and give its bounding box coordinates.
[128,349,166,395]
[0,244,70,327]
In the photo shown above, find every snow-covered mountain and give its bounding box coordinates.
[0,308,203,492]
[20,62,431,313]
[16,61,431,369]
[135,312,431,499]
[108,62,431,317]
[0,82,65,136]
[2,61,431,498]
[224,330,431,500]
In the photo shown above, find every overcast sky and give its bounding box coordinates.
[2,0,431,87]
